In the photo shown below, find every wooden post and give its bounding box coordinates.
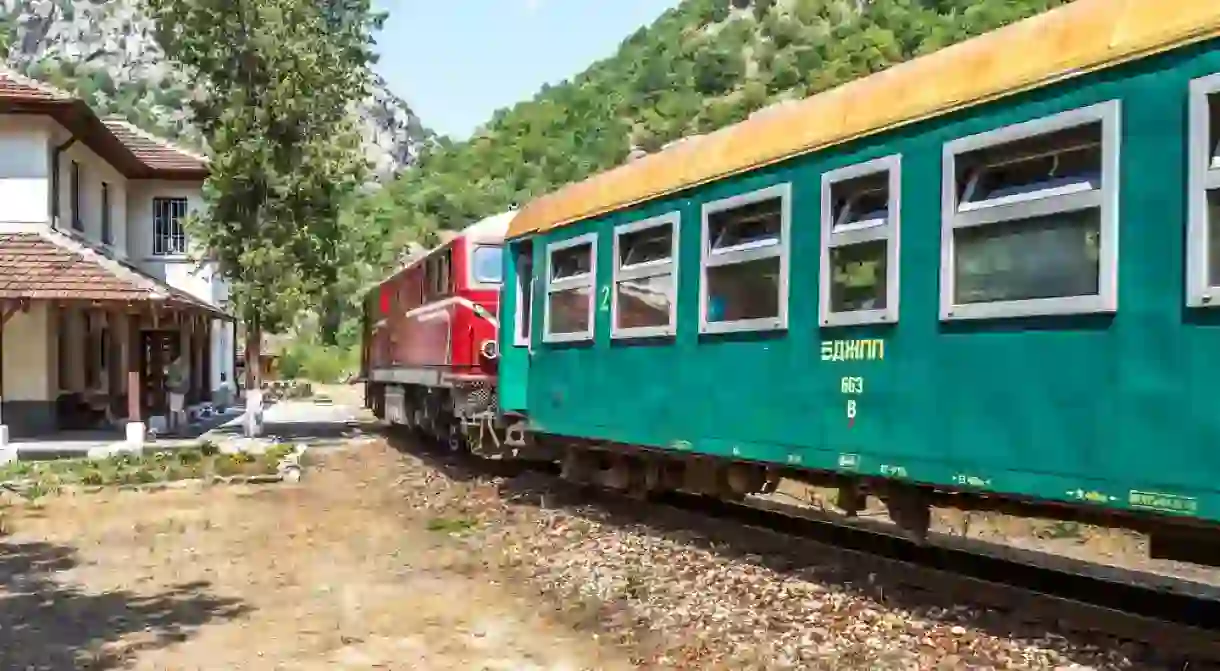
[195,313,204,404]
[0,299,30,440]
[108,308,125,420]
[126,311,141,423]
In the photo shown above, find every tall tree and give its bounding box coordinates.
[147,0,382,432]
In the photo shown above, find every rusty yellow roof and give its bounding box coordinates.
[508,0,1220,239]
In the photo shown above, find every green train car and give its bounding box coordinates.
[493,0,1220,566]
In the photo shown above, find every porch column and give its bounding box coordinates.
[194,314,206,405]
[0,298,31,454]
[107,308,125,422]
[124,311,144,451]
[179,313,193,406]
[198,315,211,405]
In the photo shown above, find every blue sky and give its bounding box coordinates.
[372,0,679,139]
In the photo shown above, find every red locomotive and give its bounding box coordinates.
[361,209,515,452]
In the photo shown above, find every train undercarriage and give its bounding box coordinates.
[367,378,553,461]
[367,379,1220,567]
[522,433,1220,568]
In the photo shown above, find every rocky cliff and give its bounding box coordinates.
[0,0,428,179]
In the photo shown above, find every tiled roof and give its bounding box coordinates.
[0,68,75,102]
[0,231,227,318]
[0,66,209,179]
[102,117,209,174]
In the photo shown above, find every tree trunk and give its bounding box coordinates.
[243,313,263,437]
[319,290,342,347]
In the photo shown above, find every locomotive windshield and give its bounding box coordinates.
[472,245,503,283]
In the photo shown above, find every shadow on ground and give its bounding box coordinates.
[0,539,250,670]
[206,404,376,449]
[383,428,1194,670]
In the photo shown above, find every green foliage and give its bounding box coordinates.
[146,0,382,368]
[0,445,287,495]
[354,0,1070,276]
[278,340,359,383]
[322,0,1069,344]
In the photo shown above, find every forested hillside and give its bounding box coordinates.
[358,0,1070,257]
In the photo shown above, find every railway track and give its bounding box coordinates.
[383,427,1220,665]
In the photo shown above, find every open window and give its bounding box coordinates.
[699,183,790,334]
[940,101,1120,321]
[426,249,452,300]
[820,155,901,326]
[512,241,534,347]
[543,233,597,343]
[1188,73,1220,307]
[612,212,679,339]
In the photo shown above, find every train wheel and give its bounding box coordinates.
[447,425,470,455]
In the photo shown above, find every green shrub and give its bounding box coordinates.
[230,451,256,465]
[178,448,203,465]
[278,341,358,383]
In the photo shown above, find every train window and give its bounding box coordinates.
[472,245,502,284]
[699,183,791,334]
[438,250,452,295]
[940,101,1120,320]
[1187,74,1220,307]
[513,242,534,347]
[612,212,679,339]
[543,233,597,342]
[819,154,901,326]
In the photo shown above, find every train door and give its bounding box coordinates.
[499,239,533,414]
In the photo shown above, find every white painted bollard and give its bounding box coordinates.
[0,427,14,465]
[125,421,146,455]
[0,395,7,450]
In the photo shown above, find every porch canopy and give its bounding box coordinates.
[0,229,231,433]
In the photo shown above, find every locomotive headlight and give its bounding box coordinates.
[480,339,499,360]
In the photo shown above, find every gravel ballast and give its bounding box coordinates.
[389,447,1191,671]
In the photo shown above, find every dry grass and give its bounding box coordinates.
[0,443,634,670]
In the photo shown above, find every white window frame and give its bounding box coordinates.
[543,232,598,343]
[819,154,902,327]
[467,242,504,291]
[1188,73,1220,308]
[512,241,534,347]
[698,183,791,334]
[611,212,680,339]
[939,100,1121,321]
[152,196,189,257]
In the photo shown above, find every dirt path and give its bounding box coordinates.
[0,443,634,670]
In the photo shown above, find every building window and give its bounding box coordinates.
[940,101,1120,321]
[543,233,597,343]
[101,182,112,245]
[70,161,81,231]
[820,155,901,326]
[1188,73,1220,307]
[612,212,679,338]
[513,242,534,347]
[699,183,791,334]
[153,197,188,256]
